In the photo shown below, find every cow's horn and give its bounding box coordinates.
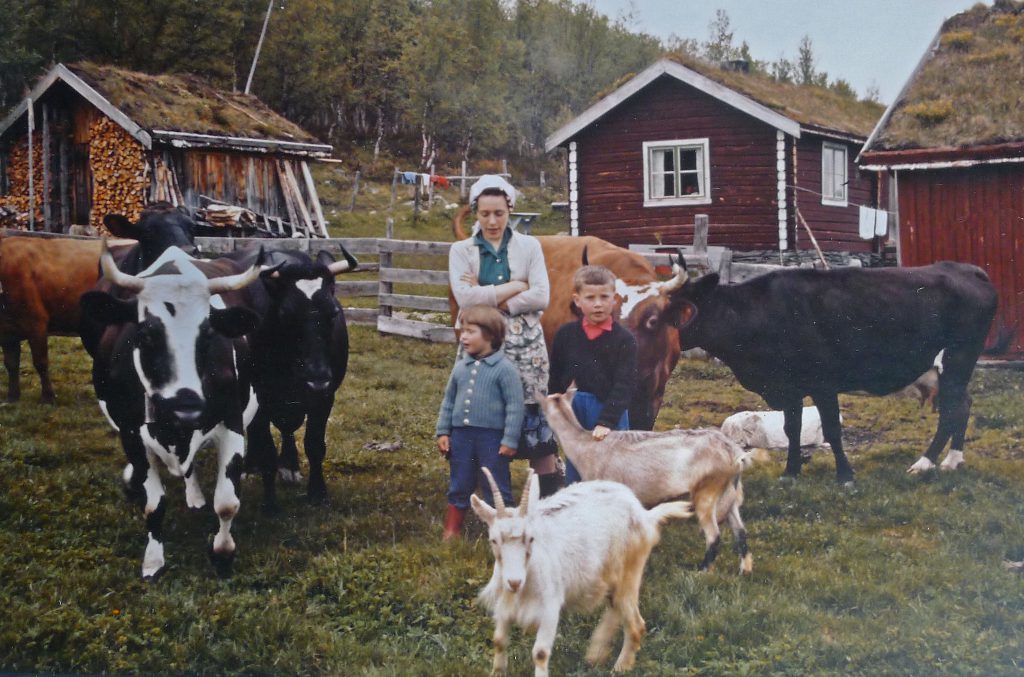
[99,237,145,292]
[581,245,589,266]
[207,263,262,294]
[481,467,507,516]
[327,245,359,275]
[660,249,688,293]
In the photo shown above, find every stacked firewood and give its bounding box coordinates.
[0,138,44,227]
[89,116,147,233]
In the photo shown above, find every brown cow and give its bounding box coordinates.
[0,236,107,403]
[451,208,686,429]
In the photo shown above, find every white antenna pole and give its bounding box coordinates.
[27,98,35,231]
[244,0,274,95]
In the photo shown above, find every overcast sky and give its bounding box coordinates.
[588,0,988,103]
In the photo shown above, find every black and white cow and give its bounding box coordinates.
[666,260,999,485]
[226,246,357,508]
[80,242,263,579]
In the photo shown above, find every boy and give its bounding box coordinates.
[436,305,524,540]
[548,265,638,485]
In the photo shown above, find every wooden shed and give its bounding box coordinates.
[0,62,332,237]
[545,56,886,257]
[858,1,1024,357]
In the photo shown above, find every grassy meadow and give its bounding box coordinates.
[2,172,1023,675]
[1,329,1022,676]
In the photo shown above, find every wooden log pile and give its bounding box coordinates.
[89,115,147,233]
[0,138,44,228]
[197,204,257,228]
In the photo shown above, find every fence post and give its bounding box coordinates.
[348,170,360,212]
[380,171,398,322]
[461,160,468,200]
[540,170,545,189]
[693,214,709,254]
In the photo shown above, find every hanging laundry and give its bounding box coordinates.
[859,206,875,239]
[400,171,418,185]
[874,209,888,237]
[419,173,430,190]
[431,175,450,188]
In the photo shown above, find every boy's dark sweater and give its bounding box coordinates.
[548,320,638,428]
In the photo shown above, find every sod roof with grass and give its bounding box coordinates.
[659,54,885,139]
[865,0,1024,151]
[66,62,319,143]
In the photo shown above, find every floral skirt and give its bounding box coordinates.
[457,313,555,460]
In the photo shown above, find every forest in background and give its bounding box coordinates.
[0,1,881,172]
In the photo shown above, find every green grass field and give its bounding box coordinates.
[1,329,1022,676]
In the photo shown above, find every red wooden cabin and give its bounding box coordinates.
[859,2,1024,357]
[545,57,885,257]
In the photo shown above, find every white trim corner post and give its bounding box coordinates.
[569,141,579,237]
[777,130,787,251]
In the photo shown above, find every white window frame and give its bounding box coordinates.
[821,141,848,207]
[642,138,712,207]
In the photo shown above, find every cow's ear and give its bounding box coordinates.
[692,272,720,295]
[210,306,261,338]
[316,250,335,267]
[102,214,136,239]
[80,291,137,325]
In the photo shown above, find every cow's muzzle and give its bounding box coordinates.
[152,389,205,428]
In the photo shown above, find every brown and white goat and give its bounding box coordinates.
[472,469,691,676]
[539,390,754,575]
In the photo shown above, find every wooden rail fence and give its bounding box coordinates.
[5,215,783,345]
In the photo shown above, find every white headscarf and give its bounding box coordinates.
[469,174,517,210]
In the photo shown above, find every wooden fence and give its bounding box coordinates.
[195,235,457,342]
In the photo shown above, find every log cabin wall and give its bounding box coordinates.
[573,76,783,249]
[160,149,312,224]
[897,163,1024,356]
[793,133,875,253]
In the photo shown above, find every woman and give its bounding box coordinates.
[448,175,562,497]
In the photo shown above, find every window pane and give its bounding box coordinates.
[679,148,698,171]
[823,149,834,198]
[661,173,676,197]
[679,173,700,195]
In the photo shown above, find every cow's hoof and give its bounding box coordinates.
[939,449,965,471]
[141,565,166,582]
[907,456,936,474]
[307,484,328,505]
[208,545,236,579]
[279,468,303,484]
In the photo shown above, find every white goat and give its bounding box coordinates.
[472,469,691,676]
[539,390,754,575]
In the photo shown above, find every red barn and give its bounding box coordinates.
[859,1,1024,357]
[545,57,885,258]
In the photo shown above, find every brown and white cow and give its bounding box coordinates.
[452,209,687,430]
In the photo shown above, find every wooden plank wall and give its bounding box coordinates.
[897,164,1024,357]
[574,76,781,248]
[794,133,875,253]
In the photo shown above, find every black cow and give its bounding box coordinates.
[226,245,357,508]
[666,261,999,484]
[80,243,263,579]
[80,202,199,360]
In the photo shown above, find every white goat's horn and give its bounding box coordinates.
[519,470,535,516]
[481,467,507,516]
[99,237,145,292]
[207,263,262,294]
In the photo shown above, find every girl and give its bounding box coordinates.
[436,305,524,540]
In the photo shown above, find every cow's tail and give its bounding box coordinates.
[983,323,1017,356]
[452,205,471,240]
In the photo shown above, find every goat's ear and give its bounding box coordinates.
[470,494,496,526]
